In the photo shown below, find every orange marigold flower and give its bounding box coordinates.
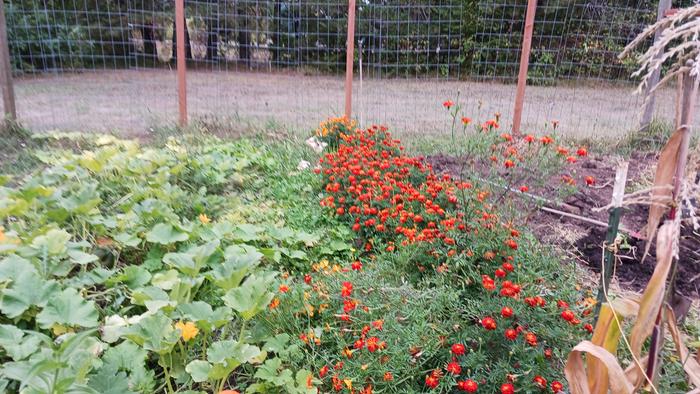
[443,100,454,109]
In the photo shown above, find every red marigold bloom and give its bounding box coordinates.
[544,348,553,359]
[505,239,518,250]
[319,365,329,378]
[504,159,515,168]
[461,117,472,125]
[501,383,515,394]
[561,309,576,322]
[482,275,496,291]
[501,306,514,318]
[519,185,529,193]
[540,136,553,145]
[524,134,535,143]
[372,320,384,330]
[481,317,497,330]
[446,361,462,375]
[383,372,394,382]
[584,323,594,333]
[451,343,466,356]
[525,332,538,346]
[566,156,577,163]
[304,274,312,284]
[551,381,564,393]
[279,284,289,293]
[366,336,380,352]
[533,375,547,389]
[341,281,353,297]
[556,300,569,309]
[585,175,595,186]
[495,268,507,278]
[351,261,363,271]
[425,374,440,389]
[502,262,514,272]
[504,328,518,340]
[443,100,454,109]
[457,379,478,392]
[576,147,588,156]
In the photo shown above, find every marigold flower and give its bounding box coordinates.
[584,323,594,333]
[519,185,529,193]
[561,309,576,322]
[504,328,518,340]
[457,379,478,392]
[383,371,394,382]
[525,332,538,346]
[461,117,472,125]
[175,321,199,341]
[341,281,353,297]
[576,147,588,156]
[533,375,547,389]
[501,383,515,394]
[585,175,595,186]
[269,298,280,310]
[446,361,461,375]
[551,381,564,393]
[425,374,440,389]
[481,317,497,330]
[544,348,553,358]
[501,306,514,318]
[279,284,289,293]
[319,365,329,378]
[504,159,515,168]
[443,100,454,109]
[450,343,465,356]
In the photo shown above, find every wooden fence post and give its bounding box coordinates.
[0,1,16,124]
[512,0,537,135]
[344,0,356,120]
[639,0,672,131]
[175,0,188,127]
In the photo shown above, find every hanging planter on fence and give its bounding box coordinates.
[217,33,240,62]
[186,16,208,60]
[153,16,174,63]
[130,27,144,53]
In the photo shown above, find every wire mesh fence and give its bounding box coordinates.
[1,0,699,139]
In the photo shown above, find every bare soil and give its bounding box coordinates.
[427,152,700,300]
[8,69,699,138]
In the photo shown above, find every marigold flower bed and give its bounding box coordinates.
[290,126,597,393]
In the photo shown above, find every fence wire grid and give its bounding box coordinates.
[2,0,699,139]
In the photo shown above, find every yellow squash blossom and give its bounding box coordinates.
[175,321,199,341]
[198,213,210,224]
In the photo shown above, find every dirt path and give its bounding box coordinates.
[8,69,698,138]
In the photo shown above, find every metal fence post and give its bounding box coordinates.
[512,0,537,135]
[175,0,188,127]
[0,1,16,124]
[344,0,356,120]
[639,0,672,131]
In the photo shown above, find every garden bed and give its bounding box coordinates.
[427,150,700,300]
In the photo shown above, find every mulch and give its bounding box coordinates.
[426,151,700,300]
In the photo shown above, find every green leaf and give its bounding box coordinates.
[232,223,262,242]
[208,245,262,291]
[123,312,178,354]
[176,302,231,332]
[114,232,141,247]
[31,229,72,255]
[36,287,99,329]
[0,325,44,361]
[87,368,136,394]
[108,265,152,288]
[263,334,290,354]
[67,250,99,265]
[0,270,60,319]
[185,360,212,383]
[222,273,276,320]
[206,340,262,380]
[145,223,189,245]
[151,269,180,290]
